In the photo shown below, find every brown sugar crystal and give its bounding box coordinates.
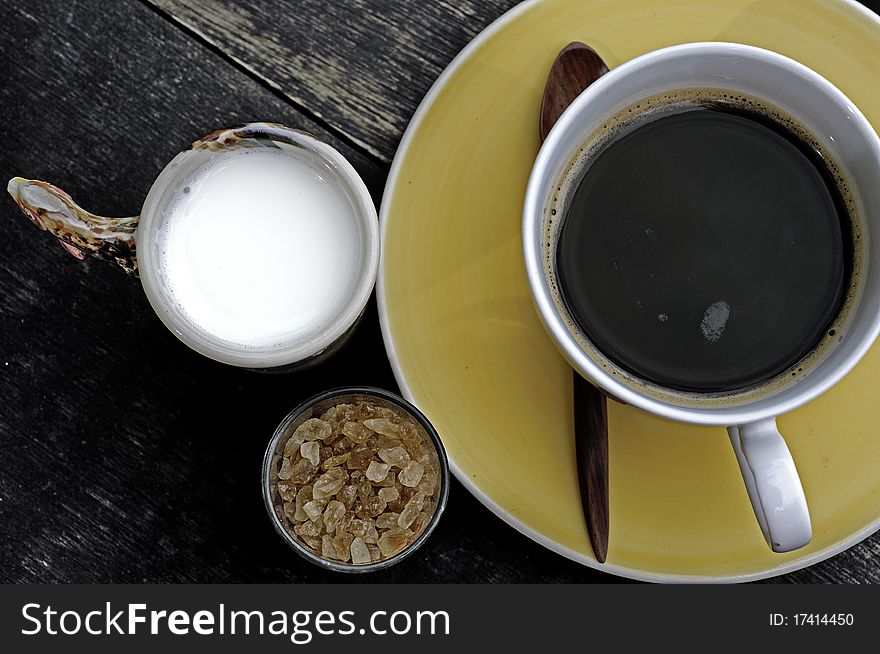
[271,402,441,565]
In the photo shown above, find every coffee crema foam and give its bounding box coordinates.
[543,88,864,408]
[158,146,364,350]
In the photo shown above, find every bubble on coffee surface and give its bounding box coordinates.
[269,401,442,565]
[542,88,864,408]
[157,146,365,351]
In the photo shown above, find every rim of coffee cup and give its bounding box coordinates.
[137,123,380,369]
[523,42,880,426]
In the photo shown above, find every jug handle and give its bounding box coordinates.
[7,177,139,276]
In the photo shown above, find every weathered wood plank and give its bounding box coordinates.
[147,0,522,162]
[769,537,880,584]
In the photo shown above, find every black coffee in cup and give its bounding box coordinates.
[552,90,856,392]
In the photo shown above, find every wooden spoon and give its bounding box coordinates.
[539,42,611,563]
[540,43,609,142]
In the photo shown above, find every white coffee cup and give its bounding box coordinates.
[523,43,880,552]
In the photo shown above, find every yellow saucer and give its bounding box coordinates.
[378,0,880,581]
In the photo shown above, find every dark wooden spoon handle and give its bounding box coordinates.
[539,41,610,563]
[573,371,609,563]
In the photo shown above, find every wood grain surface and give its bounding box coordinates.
[148,0,522,163]
[1,0,879,583]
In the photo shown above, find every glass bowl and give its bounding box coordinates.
[262,386,450,572]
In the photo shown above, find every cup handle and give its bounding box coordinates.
[727,418,811,552]
[7,177,139,275]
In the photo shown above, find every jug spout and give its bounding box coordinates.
[7,177,139,275]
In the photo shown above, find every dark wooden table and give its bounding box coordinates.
[2,0,879,584]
